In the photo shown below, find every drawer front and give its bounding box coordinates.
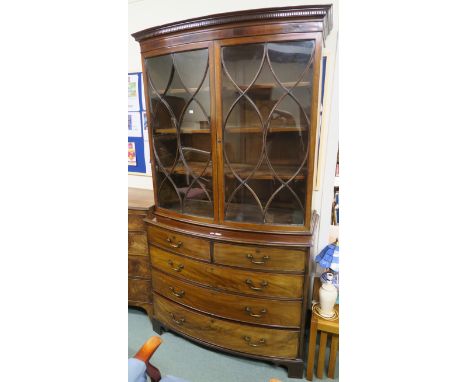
[150,246,303,299]
[128,278,152,302]
[155,295,299,359]
[214,243,306,272]
[153,270,302,327]
[128,232,148,255]
[147,226,210,260]
[128,212,146,231]
[128,255,151,279]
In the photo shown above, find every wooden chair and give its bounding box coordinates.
[129,337,207,382]
[130,336,162,382]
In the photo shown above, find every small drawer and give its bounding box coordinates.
[154,295,299,359]
[128,212,146,231]
[153,270,302,327]
[128,232,148,255]
[150,246,304,299]
[128,278,152,302]
[214,243,306,272]
[128,255,151,279]
[147,226,210,261]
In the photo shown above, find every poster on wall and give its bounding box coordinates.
[142,112,148,140]
[144,139,152,174]
[128,112,142,137]
[128,142,137,166]
[141,75,146,110]
[128,74,140,111]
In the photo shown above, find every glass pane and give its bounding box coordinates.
[146,48,213,218]
[221,40,315,225]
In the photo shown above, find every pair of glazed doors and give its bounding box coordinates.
[143,33,323,231]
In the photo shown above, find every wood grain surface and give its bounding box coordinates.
[150,246,304,299]
[153,270,302,327]
[155,295,300,358]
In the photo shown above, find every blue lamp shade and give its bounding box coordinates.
[315,243,339,272]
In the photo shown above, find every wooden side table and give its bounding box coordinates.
[306,304,339,380]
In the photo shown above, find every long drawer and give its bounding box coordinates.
[128,232,148,255]
[128,255,151,279]
[155,295,300,359]
[147,226,210,261]
[128,278,152,302]
[153,270,302,327]
[213,242,306,272]
[150,246,303,299]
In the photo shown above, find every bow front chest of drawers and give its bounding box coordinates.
[132,5,332,378]
[128,187,154,316]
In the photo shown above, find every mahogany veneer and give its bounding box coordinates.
[132,5,332,378]
[128,187,155,316]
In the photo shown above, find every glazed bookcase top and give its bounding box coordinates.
[131,5,333,42]
[134,6,331,232]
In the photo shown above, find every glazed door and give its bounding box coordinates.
[215,34,321,230]
[144,43,218,222]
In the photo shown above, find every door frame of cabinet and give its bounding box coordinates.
[141,31,323,233]
[213,32,323,232]
[141,41,220,226]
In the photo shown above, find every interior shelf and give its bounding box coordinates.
[154,126,307,134]
[225,126,307,133]
[152,86,210,94]
[162,199,303,225]
[151,82,312,95]
[157,161,306,180]
[156,128,211,134]
[236,81,312,90]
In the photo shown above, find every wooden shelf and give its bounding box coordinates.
[162,199,303,225]
[152,86,210,94]
[236,82,311,90]
[226,202,304,225]
[155,128,210,134]
[157,161,306,180]
[151,82,312,95]
[225,126,307,133]
[155,126,307,134]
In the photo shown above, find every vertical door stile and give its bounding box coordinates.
[306,34,324,231]
[208,41,220,224]
[140,56,159,207]
[213,41,225,225]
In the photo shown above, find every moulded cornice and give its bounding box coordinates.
[132,5,333,42]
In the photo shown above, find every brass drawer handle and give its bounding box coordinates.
[167,260,184,272]
[170,313,185,325]
[169,286,185,298]
[245,307,267,318]
[166,237,183,248]
[243,336,266,347]
[245,279,268,291]
[246,253,270,265]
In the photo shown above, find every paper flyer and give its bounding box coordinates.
[141,74,146,110]
[128,112,142,137]
[128,74,140,111]
[142,112,148,140]
[144,139,152,174]
[128,142,137,166]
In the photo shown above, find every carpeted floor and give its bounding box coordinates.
[129,308,338,382]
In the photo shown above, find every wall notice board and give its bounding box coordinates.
[128,72,150,174]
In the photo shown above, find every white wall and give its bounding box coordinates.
[128,0,339,258]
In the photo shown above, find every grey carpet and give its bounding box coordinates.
[129,308,338,382]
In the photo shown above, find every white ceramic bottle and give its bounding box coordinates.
[318,272,338,317]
